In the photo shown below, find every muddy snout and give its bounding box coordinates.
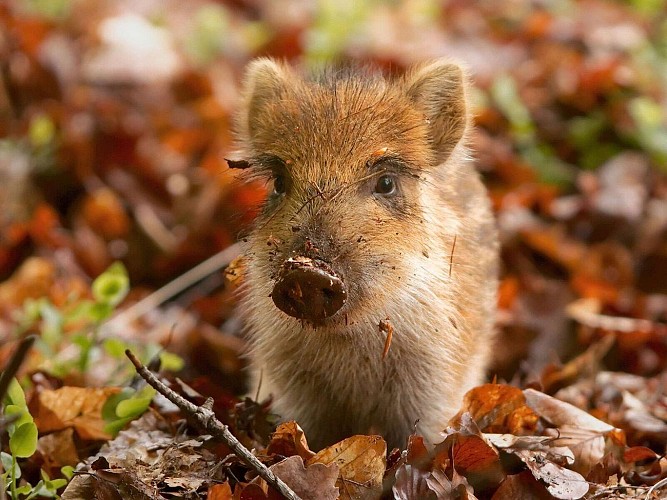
[272,256,347,322]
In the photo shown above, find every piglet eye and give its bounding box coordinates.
[272,174,286,195]
[374,175,396,195]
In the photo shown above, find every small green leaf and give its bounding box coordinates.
[29,114,56,148]
[9,422,38,458]
[103,416,135,436]
[88,301,114,322]
[115,387,155,418]
[159,351,185,372]
[103,338,128,358]
[46,478,67,490]
[6,378,26,407]
[102,387,135,421]
[15,484,33,495]
[5,405,33,432]
[61,465,75,480]
[92,262,130,307]
[63,299,95,323]
[0,452,19,478]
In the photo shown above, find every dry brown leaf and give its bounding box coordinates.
[523,388,614,432]
[61,474,122,500]
[490,471,553,499]
[520,226,587,272]
[484,433,574,465]
[0,257,55,307]
[451,384,538,434]
[267,421,316,461]
[207,481,233,499]
[37,427,79,474]
[34,386,121,440]
[308,435,386,500]
[545,424,609,476]
[513,449,589,499]
[524,388,619,476]
[540,335,615,394]
[80,187,130,240]
[392,464,433,500]
[427,468,479,500]
[269,455,339,500]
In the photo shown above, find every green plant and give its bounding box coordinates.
[102,385,157,436]
[2,379,67,499]
[14,262,182,385]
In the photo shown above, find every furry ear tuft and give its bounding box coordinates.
[404,60,469,162]
[240,58,293,141]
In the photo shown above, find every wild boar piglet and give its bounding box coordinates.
[234,58,499,451]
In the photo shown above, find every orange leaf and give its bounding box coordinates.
[267,421,316,461]
[34,386,121,441]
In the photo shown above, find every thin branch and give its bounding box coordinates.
[103,244,241,334]
[0,335,36,403]
[646,477,667,500]
[124,350,301,500]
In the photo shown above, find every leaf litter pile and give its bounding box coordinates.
[1,0,667,498]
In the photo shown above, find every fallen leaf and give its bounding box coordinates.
[308,435,386,500]
[451,384,538,434]
[435,414,505,493]
[267,421,316,461]
[513,449,589,499]
[425,468,478,500]
[37,427,79,474]
[207,481,233,499]
[34,386,121,440]
[523,388,614,432]
[269,455,338,500]
[491,471,553,499]
[392,464,433,500]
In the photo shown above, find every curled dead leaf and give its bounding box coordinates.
[451,384,538,434]
[267,421,316,461]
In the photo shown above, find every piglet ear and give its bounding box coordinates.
[403,60,469,162]
[239,58,294,141]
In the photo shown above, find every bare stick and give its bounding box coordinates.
[646,477,667,500]
[103,243,241,334]
[125,350,301,500]
[0,335,36,403]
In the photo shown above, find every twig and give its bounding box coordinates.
[103,244,241,334]
[124,350,301,500]
[0,335,36,403]
[646,477,667,500]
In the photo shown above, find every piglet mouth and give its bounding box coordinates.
[271,256,347,323]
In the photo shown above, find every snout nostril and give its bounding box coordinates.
[271,257,346,322]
